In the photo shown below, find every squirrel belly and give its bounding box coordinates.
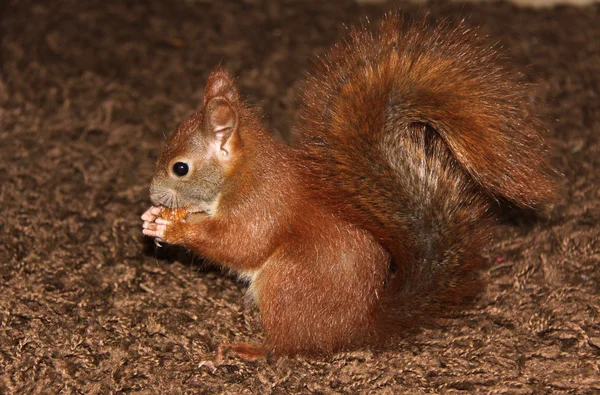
[143,15,557,357]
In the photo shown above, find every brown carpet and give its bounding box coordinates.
[1,0,599,393]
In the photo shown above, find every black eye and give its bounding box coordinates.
[172,162,189,177]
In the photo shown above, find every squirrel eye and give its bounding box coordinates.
[172,162,189,177]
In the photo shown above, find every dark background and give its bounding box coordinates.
[1,0,599,393]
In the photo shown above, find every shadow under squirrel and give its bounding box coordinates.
[142,15,557,358]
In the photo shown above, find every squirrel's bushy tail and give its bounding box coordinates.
[295,15,556,332]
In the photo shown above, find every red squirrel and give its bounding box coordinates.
[141,15,556,358]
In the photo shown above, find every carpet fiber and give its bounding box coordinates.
[1,0,599,393]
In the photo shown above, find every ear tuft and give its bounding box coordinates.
[204,68,239,104]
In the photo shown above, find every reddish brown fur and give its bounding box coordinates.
[144,15,557,357]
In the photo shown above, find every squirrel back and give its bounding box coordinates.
[295,15,556,327]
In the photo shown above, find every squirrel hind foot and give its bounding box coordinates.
[216,342,266,362]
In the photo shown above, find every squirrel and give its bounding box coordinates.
[141,15,556,359]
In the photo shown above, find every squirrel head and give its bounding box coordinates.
[149,69,243,215]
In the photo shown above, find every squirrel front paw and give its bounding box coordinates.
[141,206,188,244]
[141,206,167,243]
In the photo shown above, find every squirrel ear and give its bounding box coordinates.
[204,69,240,104]
[205,97,239,156]
[207,98,237,133]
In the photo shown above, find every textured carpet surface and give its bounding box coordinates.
[1,0,599,393]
